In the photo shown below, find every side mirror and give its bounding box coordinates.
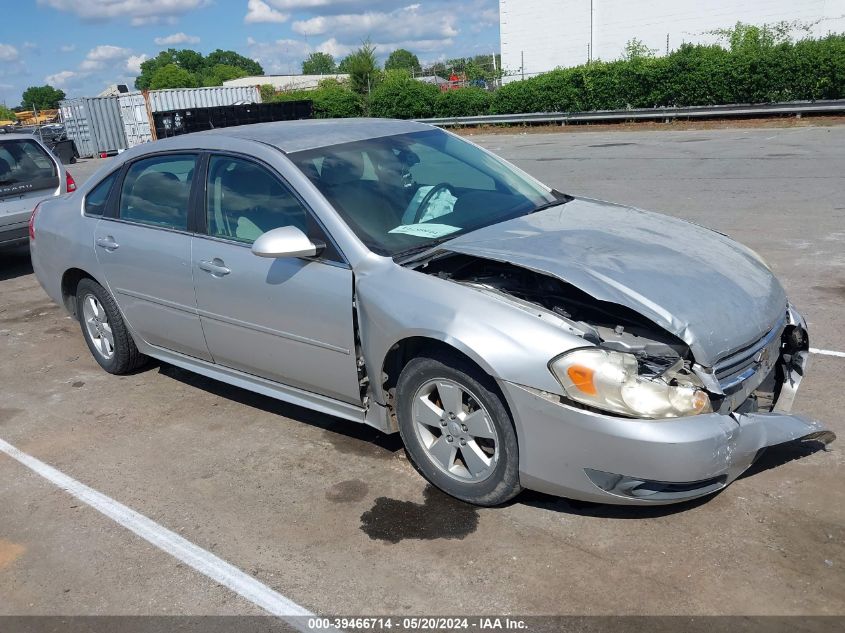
[251,226,324,259]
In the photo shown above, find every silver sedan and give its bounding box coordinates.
[29,119,834,506]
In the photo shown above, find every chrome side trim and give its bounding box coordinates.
[196,308,351,355]
[136,343,366,424]
[115,288,198,315]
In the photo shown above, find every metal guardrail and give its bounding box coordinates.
[417,99,845,127]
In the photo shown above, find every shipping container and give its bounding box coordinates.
[59,96,128,159]
[118,93,153,149]
[146,85,260,112]
[118,86,262,148]
[152,101,313,140]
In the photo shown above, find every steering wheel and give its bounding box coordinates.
[412,182,452,224]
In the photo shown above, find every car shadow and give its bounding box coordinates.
[514,489,719,518]
[156,362,404,454]
[738,436,833,480]
[0,245,33,282]
[154,361,830,518]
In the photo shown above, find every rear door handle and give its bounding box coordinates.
[96,236,119,251]
[198,259,231,276]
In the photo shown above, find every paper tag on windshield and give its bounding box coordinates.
[389,223,461,239]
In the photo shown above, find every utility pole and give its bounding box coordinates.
[666,33,670,55]
[589,0,594,63]
[521,50,524,80]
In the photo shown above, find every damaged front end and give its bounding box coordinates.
[412,253,835,504]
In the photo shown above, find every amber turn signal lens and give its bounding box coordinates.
[566,365,597,395]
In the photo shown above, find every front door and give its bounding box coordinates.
[191,153,361,404]
[94,152,212,361]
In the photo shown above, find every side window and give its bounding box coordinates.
[207,155,306,242]
[84,172,118,217]
[119,154,197,230]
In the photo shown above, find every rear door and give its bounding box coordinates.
[191,153,362,404]
[0,138,60,240]
[94,152,212,361]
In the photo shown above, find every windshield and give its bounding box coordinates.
[288,129,557,257]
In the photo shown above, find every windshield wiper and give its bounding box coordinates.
[529,189,574,215]
[393,236,458,264]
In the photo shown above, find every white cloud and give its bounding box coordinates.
[126,54,148,74]
[246,37,312,74]
[60,44,76,53]
[0,44,19,62]
[314,38,353,59]
[154,32,201,46]
[36,0,210,26]
[23,42,38,50]
[245,0,288,24]
[45,70,77,86]
[80,45,133,71]
[263,0,397,14]
[292,5,458,43]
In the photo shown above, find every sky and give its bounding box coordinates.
[0,0,501,107]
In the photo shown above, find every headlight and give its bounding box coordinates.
[549,348,712,419]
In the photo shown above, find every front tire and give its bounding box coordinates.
[396,353,522,506]
[76,278,147,375]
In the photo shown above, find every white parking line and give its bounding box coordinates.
[0,437,315,628]
[810,348,845,358]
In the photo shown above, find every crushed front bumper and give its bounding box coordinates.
[501,322,835,505]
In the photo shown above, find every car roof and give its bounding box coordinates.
[1,133,46,142]
[195,118,435,153]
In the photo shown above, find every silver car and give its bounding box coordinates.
[1,133,75,247]
[30,119,834,506]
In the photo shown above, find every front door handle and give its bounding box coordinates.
[96,236,119,251]
[198,259,231,277]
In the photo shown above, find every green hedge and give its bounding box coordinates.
[491,35,845,114]
[263,34,845,120]
[369,73,441,119]
[268,79,364,118]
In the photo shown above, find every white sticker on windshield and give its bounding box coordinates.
[389,223,461,239]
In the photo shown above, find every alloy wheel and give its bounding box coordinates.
[411,378,500,483]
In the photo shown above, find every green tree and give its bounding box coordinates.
[338,40,381,95]
[205,49,263,75]
[0,104,16,121]
[174,49,206,74]
[709,21,807,52]
[20,85,66,110]
[135,49,180,90]
[202,64,249,86]
[302,52,337,75]
[623,38,657,61]
[385,49,421,74]
[135,48,264,90]
[149,64,199,90]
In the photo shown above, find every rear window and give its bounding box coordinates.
[85,171,118,217]
[0,139,59,198]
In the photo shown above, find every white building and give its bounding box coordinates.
[500,0,845,82]
[223,74,350,92]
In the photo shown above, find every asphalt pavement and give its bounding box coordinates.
[1,124,843,619]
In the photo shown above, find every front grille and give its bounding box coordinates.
[713,315,785,394]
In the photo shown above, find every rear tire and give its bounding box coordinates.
[396,352,522,506]
[76,278,147,375]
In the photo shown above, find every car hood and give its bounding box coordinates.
[441,197,787,367]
